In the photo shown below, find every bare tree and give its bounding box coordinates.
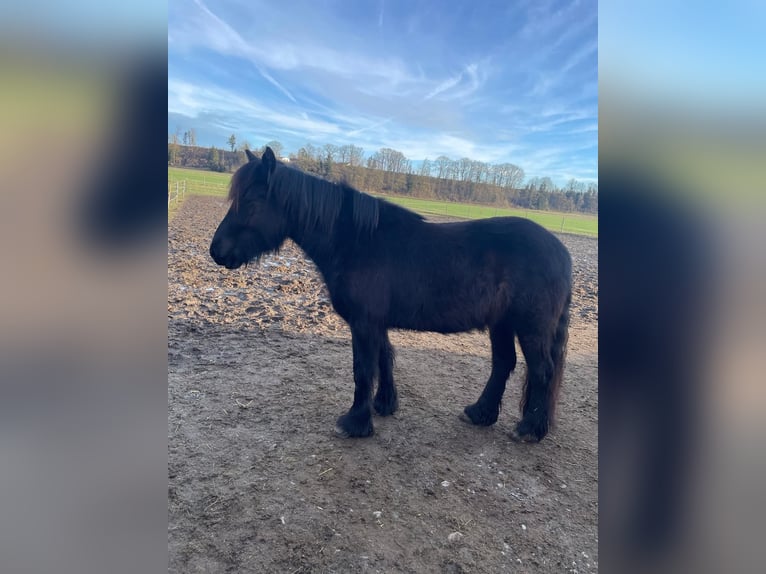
[337,145,351,164]
[323,143,339,162]
[507,164,525,189]
[446,158,459,180]
[348,145,365,167]
[494,163,524,189]
[390,149,411,174]
[419,158,432,177]
[434,156,451,179]
[539,176,555,193]
[566,178,580,193]
[468,160,487,183]
[300,143,318,161]
[228,134,237,152]
[168,132,180,165]
[370,148,410,173]
[525,177,541,191]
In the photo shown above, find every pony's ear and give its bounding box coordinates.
[262,146,277,174]
[245,148,257,162]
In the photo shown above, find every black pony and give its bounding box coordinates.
[210,147,572,442]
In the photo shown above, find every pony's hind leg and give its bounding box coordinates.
[335,327,379,438]
[461,320,516,426]
[373,332,398,416]
[511,331,555,442]
[512,295,569,442]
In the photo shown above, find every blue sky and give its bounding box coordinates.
[168,0,598,185]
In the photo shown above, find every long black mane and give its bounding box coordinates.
[229,160,422,235]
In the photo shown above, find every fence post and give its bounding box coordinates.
[560,216,565,232]
[168,182,177,206]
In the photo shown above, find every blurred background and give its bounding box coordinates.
[0,3,167,574]
[0,1,764,573]
[600,1,765,572]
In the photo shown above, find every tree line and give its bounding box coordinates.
[168,134,597,214]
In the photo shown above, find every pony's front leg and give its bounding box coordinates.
[373,331,398,416]
[335,328,379,438]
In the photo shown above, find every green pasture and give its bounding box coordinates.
[370,194,598,236]
[168,167,230,197]
[168,166,598,236]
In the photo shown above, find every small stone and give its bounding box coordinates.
[447,531,463,544]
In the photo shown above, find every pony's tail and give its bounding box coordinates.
[548,291,571,421]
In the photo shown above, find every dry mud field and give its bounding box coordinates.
[168,195,598,573]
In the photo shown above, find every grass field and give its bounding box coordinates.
[368,194,597,236]
[168,167,230,196]
[168,166,598,236]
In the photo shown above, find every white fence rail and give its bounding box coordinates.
[168,180,187,207]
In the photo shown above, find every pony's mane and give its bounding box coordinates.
[227,160,253,210]
[229,160,422,234]
[268,164,381,234]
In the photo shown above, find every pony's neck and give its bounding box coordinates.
[285,200,340,281]
[289,226,335,271]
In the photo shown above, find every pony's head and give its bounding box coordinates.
[210,147,288,269]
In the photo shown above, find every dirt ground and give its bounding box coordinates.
[168,195,598,573]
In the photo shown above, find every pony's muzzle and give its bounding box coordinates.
[210,237,239,269]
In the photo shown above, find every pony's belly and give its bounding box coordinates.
[388,305,487,333]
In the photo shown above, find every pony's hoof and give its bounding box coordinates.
[335,412,374,438]
[508,428,540,443]
[509,419,547,443]
[458,411,474,425]
[373,394,399,417]
[460,403,499,426]
[334,424,349,438]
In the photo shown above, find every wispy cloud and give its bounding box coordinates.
[347,117,393,138]
[168,80,341,136]
[424,63,483,101]
[169,0,598,185]
[424,74,463,100]
[186,0,297,101]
